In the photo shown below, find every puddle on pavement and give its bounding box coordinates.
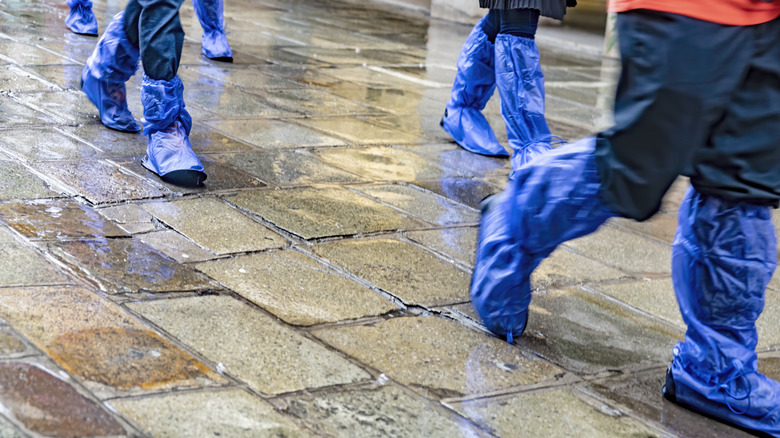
[0,362,125,437]
[314,146,452,181]
[0,199,128,240]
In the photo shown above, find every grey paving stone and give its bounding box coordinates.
[0,161,60,200]
[112,389,309,437]
[142,197,286,255]
[313,316,565,398]
[196,250,397,325]
[127,295,371,395]
[229,187,426,239]
[0,199,128,240]
[352,183,479,226]
[312,237,470,306]
[205,119,345,149]
[217,150,362,187]
[314,146,451,180]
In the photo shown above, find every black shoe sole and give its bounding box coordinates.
[161,170,207,188]
[207,56,233,63]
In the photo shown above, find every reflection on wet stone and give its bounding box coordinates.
[50,239,212,294]
[313,238,470,305]
[196,250,397,325]
[218,149,362,187]
[112,389,309,437]
[314,316,564,398]
[284,384,487,437]
[316,146,453,181]
[414,178,502,210]
[0,362,125,437]
[0,229,70,287]
[0,96,58,127]
[0,129,101,161]
[452,387,661,438]
[230,187,426,239]
[205,119,345,149]
[0,199,128,239]
[353,183,480,226]
[564,225,672,276]
[138,230,216,263]
[405,227,478,266]
[32,160,166,204]
[299,118,420,145]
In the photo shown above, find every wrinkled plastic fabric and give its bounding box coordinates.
[65,0,98,36]
[192,0,233,60]
[140,75,205,178]
[81,12,141,132]
[669,187,780,436]
[495,33,553,171]
[440,17,507,157]
[471,137,614,340]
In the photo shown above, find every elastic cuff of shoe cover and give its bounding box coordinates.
[141,75,192,136]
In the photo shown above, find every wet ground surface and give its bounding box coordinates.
[0,0,778,436]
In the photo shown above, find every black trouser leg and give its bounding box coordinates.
[123,0,185,81]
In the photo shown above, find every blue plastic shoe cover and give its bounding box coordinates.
[441,17,507,157]
[667,187,780,436]
[471,137,614,341]
[192,0,233,61]
[494,33,553,171]
[65,0,98,36]
[80,12,141,132]
[141,75,206,186]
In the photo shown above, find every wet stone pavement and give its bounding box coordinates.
[0,0,777,436]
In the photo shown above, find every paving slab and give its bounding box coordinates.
[229,186,426,239]
[186,65,304,90]
[217,150,362,187]
[0,288,223,396]
[111,389,309,437]
[138,230,216,263]
[413,178,502,210]
[0,65,57,92]
[23,65,82,90]
[127,295,371,395]
[404,143,511,179]
[186,122,257,154]
[532,248,632,290]
[452,286,681,375]
[315,146,452,181]
[594,278,780,351]
[612,213,679,245]
[59,124,148,157]
[142,197,286,255]
[0,96,58,127]
[0,328,28,357]
[31,160,167,204]
[0,362,126,437]
[451,386,661,438]
[352,183,479,226]
[297,118,420,145]
[328,87,427,115]
[0,199,128,240]
[263,88,382,117]
[196,250,397,325]
[564,225,672,276]
[404,227,477,266]
[0,161,60,200]
[283,384,487,437]
[50,239,213,294]
[312,237,470,306]
[0,228,70,288]
[206,119,345,149]
[185,87,289,118]
[0,42,74,65]
[313,316,564,398]
[0,128,102,161]
[14,91,99,125]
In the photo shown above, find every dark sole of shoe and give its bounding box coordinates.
[207,56,233,63]
[161,170,207,188]
[663,368,774,438]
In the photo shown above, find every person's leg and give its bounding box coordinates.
[66,0,98,36]
[472,10,750,340]
[662,17,780,436]
[440,11,508,157]
[192,0,233,61]
[80,6,142,132]
[493,8,552,170]
[664,188,780,436]
[134,0,206,187]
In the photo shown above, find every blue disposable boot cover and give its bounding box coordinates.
[140,75,206,184]
[471,137,614,341]
[66,0,98,36]
[495,34,553,171]
[669,187,780,436]
[440,17,508,157]
[192,0,233,60]
[80,12,141,132]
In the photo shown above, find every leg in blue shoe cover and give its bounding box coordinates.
[495,33,553,171]
[440,15,507,157]
[66,0,98,36]
[471,137,614,341]
[80,12,142,132]
[665,187,780,436]
[140,75,207,187]
[192,0,233,62]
